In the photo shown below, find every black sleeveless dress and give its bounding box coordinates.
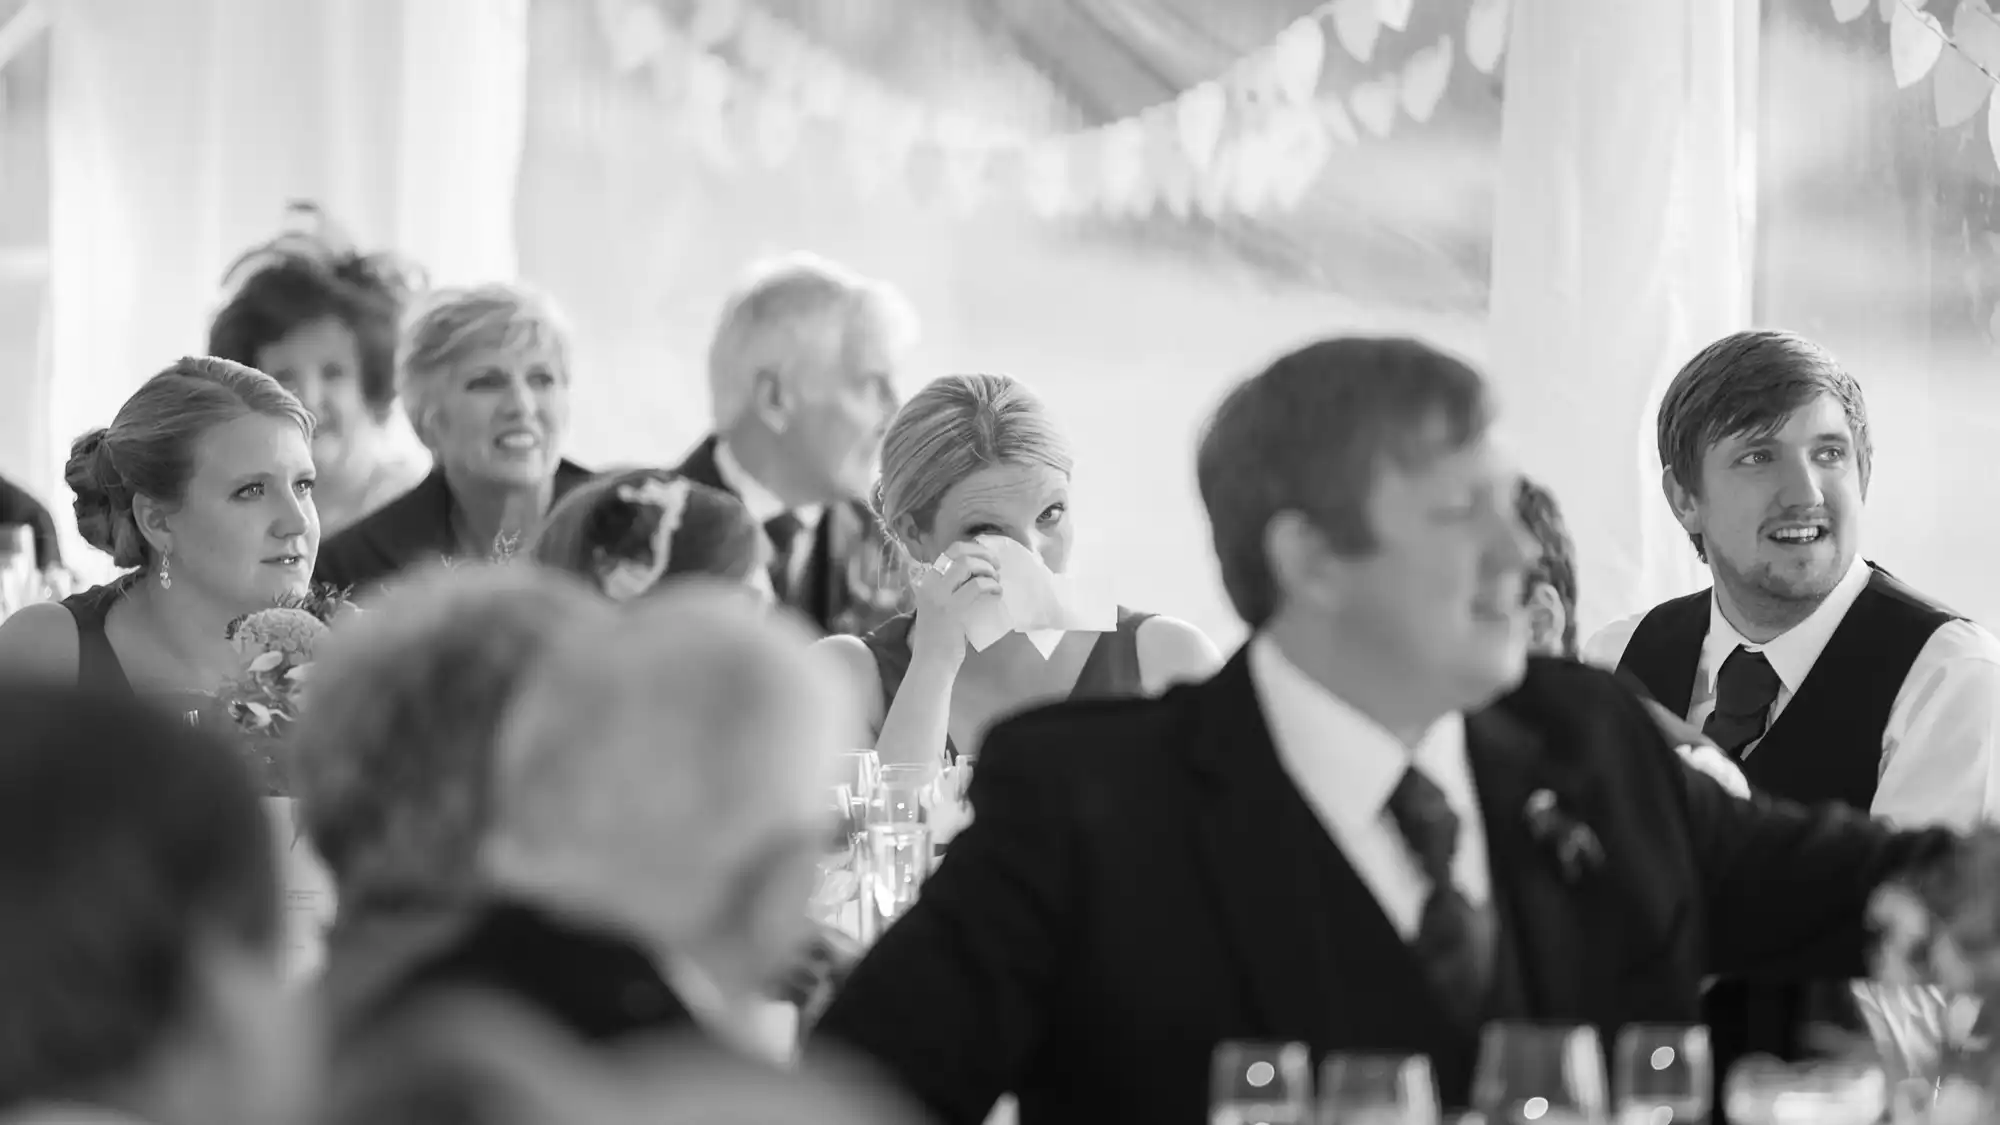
[60,576,213,721]
[859,606,1154,759]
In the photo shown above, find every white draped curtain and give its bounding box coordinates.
[1488,0,1759,638]
[18,0,1759,621]
[32,0,527,568]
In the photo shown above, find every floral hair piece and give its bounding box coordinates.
[218,200,425,304]
[598,477,693,602]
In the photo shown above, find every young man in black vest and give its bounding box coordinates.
[1582,329,2000,1109]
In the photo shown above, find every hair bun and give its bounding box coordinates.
[64,428,133,562]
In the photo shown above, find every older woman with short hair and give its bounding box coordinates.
[312,283,593,594]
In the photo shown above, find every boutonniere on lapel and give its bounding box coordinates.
[1523,789,1605,884]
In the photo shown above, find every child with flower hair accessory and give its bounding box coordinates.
[530,468,773,603]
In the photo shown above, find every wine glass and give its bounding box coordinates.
[809,782,861,933]
[834,750,880,836]
[1212,1041,1312,1125]
[1318,1052,1439,1125]
[1472,1022,1609,1125]
[1613,1025,1709,1125]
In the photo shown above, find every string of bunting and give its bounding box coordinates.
[594,0,1513,221]
[1863,0,2000,168]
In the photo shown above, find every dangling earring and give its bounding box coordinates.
[158,555,171,591]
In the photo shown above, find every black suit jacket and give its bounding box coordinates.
[0,473,61,568]
[313,460,595,595]
[812,650,1952,1125]
[675,435,900,637]
[322,892,705,1053]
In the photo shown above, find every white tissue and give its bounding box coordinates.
[932,535,1117,659]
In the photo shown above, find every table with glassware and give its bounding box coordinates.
[813,753,1986,1125]
[812,749,971,946]
[1210,986,1982,1125]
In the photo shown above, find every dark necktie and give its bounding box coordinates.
[764,511,805,602]
[1702,646,1782,760]
[1384,766,1492,1026]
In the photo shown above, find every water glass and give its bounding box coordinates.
[864,764,935,929]
[1318,1052,1439,1125]
[1212,1040,1312,1125]
[1472,1022,1609,1125]
[1613,1025,1709,1125]
[868,763,933,827]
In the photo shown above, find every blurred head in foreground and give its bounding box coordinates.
[293,562,616,905]
[486,582,859,1001]
[1198,337,1537,734]
[0,681,313,1125]
[531,469,773,604]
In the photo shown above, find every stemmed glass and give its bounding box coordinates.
[1212,1041,1312,1125]
[1612,1025,1709,1125]
[1472,1022,1610,1125]
[833,750,880,829]
[1318,1052,1439,1125]
[809,782,862,934]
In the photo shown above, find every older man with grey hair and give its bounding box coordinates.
[332,579,857,1060]
[676,253,916,636]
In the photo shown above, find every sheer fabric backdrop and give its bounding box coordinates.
[24,0,1761,632]
[1488,0,1755,639]
[39,0,526,572]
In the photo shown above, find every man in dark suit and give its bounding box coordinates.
[0,471,63,571]
[322,586,855,1057]
[811,338,1972,1125]
[676,254,915,636]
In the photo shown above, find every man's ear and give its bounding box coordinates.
[1264,510,1345,616]
[750,369,792,435]
[1524,581,1569,658]
[1661,467,1702,537]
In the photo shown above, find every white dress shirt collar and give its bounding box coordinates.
[712,440,822,529]
[1700,555,1870,699]
[1246,635,1490,937]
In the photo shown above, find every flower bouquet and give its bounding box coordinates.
[218,587,353,796]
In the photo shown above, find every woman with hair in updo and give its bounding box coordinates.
[0,357,318,704]
[531,468,775,603]
[816,373,1222,768]
[313,283,593,594]
[208,202,431,534]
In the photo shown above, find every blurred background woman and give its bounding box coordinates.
[817,373,1220,768]
[314,283,592,594]
[208,203,430,535]
[531,468,772,603]
[0,358,318,706]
